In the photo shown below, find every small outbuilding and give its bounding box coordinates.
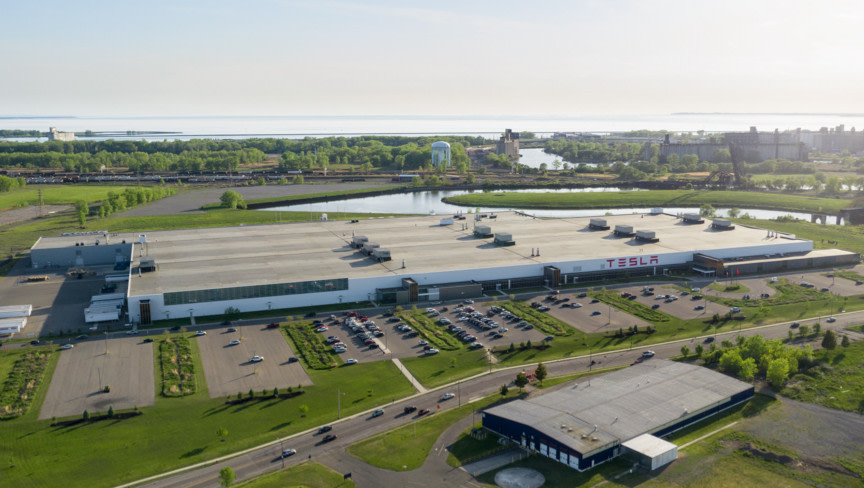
[621,434,678,470]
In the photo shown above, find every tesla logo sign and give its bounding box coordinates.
[606,256,659,268]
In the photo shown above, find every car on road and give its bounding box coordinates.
[322,434,337,443]
[267,322,280,329]
[418,408,431,416]
[126,330,139,335]
[228,339,241,346]
[404,406,417,414]
[345,358,358,365]
[441,393,455,401]
[463,299,474,304]
[249,355,264,362]
[29,340,40,345]
[60,344,74,350]
[371,409,384,418]
[591,311,601,316]
[827,317,836,323]
[703,337,715,343]
[195,330,206,336]
[288,357,299,363]
[75,334,88,340]
[641,350,655,358]
[318,425,332,433]
[281,448,296,458]
[790,322,800,328]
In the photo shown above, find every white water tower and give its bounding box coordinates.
[431,141,451,168]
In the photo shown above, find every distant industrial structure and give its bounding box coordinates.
[496,128,520,159]
[660,127,808,163]
[47,127,75,142]
[430,141,451,168]
[482,360,755,472]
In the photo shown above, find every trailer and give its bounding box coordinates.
[0,317,27,334]
[0,304,33,318]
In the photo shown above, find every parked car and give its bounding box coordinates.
[418,340,428,346]
[469,342,484,349]
[249,355,264,362]
[790,322,800,328]
[652,304,660,309]
[288,357,299,363]
[591,311,601,316]
[694,305,705,310]
[590,298,599,304]
[267,322,279,329]
[703,336,715,343]
[228,339,241,346]
[827,317,836,323]
[577,292,587,298]
[544,336,555,342]
[143,338,154,343]
[345,358,358,365]
[425,349,440,355]
[226,327,237,333]
[30,340,40,345]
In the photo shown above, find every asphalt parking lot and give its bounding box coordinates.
[39,336,155,419]
[451,303,547,347]
[543,291,654,334]
[197,325,313,398]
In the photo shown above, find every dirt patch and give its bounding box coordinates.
[0,204,71,225]
[723,439,859,478]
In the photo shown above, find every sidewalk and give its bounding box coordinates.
[392,357,428,393]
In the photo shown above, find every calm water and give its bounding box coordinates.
[262,188,814,221]
[3,113,864,141]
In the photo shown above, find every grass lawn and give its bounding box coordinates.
[742,218,864,256]
[0,184,142,210]
[443,190,851,214]
[707,282,751,293]
[0,351,414,488]
[400,348,491,389]
[238,462,355,488]
[780,340,864,413]
[241,186,401,206]
[346,391,520,471]
[666,393,776,446]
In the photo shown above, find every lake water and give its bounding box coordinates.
[262,188,814,221]
[3,113,864,141]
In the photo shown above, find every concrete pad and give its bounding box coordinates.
[197,325,313,398]
[40,336,155,419]
[494,467,545,488]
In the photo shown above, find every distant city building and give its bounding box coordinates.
[660,127,808,163]
[496,128,520,159]
[48,127,75,142]
[430,141,451,168]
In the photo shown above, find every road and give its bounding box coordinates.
[122,309,864,488]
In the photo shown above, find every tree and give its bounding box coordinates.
[739,357,757,381]
[766,358,790,387]
[220,190,245,209]
[813,322,821,336]
[218,467,236,487]
[75,200,88,228]
[217,426,228,441]
[694,343,704,358]
[728,207,741,218]
[821,329,837,350]
[535,363,547,385]
[514,372,528,392]
[107,405,114,418]
[82,409,90,421]
[841,334,851,348]
[680,345,690,358]
[699,204,716,218]
[798,324,810,338]
[500,384,509,396]
[298,404,309,417]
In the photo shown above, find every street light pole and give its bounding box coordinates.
[278,436,285,468]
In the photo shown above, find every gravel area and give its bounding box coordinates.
[0,204,70,225]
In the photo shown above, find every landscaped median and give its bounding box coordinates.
[282,320,342,369]
[346,391,520,471]
[159,337,197,397]
[398,310,461,350]
[0,348,54,419]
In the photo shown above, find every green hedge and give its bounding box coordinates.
[595,291,670,322]
[399,312,461,350]
[159,337,196,397]
[0,350,53,419]
[500,302,574,336]
[283,321,340,369]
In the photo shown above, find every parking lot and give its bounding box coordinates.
[197,325,313,398]
[542,292,654,334]
[40,336,155,419]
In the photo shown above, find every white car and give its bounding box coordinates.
[281,448,296,458]
[228,339,241,346]
[441,393,455,401]
[641,350,655,358]
[425,349,440,355]
[418,340,428,346]
[345,358,358,365]
[249,355,264,362]
[196,330,207,336]
[60,344,74,350]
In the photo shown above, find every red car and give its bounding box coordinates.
[267,322,279,329]
[418,408,431,416]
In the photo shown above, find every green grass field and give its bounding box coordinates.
[443,190,851,213]
[0,346,414,488]
[237,462,356,488]
[780,340,864,413]
[400,348,492,389]
[0,184,142,210]
[346,391,519,471]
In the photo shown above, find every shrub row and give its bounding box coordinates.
[500,302,574,336]
[0,350,53,419]
[225,388,305,405]
[399,312,461,350]
[595,291,670,323]
[283,322,338,369]
[159,337,196,397]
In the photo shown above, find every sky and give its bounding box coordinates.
[2,0,863,117]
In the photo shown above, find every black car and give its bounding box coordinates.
[288,356,299,363]
[143,338,154,343]
[318,425,332,434]
[577,292,587,298]
[590,299,599,304]
[322,434,337,443]
[404,406,417,414]
[703,336,715,343]
[30,340,40,345]
[652,304,660,309]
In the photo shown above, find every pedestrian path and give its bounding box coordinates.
[392,357,428,393]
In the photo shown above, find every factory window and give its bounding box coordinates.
[163,278,348,306]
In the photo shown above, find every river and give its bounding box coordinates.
[261,188,814,221]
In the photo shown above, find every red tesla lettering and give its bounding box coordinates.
[606,259,615,267]
[650,256,659,264]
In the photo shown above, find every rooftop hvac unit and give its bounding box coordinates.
[711,219,735,231]
[635,230,659,242]
[139,258,157,272]
[473,225,493,238]
[614,225,634,237]
[440,217,454,226]
[351,235,369,248]
[589,218,609,230]
[372,248,391,262]
[362,242,380,255]
[682,213,704,223]
[494,232,515,246]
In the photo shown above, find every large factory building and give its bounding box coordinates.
[482,360,754,471]
[29,212,858,326]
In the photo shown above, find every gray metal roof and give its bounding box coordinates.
[485,360,752,455]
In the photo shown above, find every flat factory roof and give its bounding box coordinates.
[33,212,798,296]
[484,360,753,455]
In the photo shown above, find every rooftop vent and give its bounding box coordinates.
[589,218,610,230]
[494,232,515,246]
[682,213,704,224]
[139,258,157,273]
[362,242,380,255]
[372,248,391,262]
[351,235,369,248]
[474,225,493,238]
[614,225,634,237]
[635,230,659,243]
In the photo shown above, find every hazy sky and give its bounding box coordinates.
[3,0,863,116]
